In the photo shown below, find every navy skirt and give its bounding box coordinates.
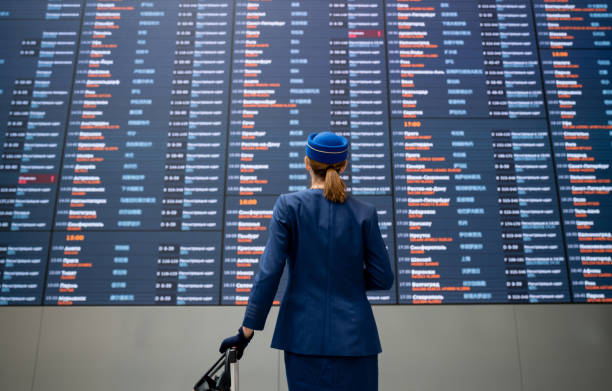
[284,351,378,391]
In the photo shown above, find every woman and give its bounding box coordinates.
[220,131,394,391]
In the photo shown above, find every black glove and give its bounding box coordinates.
[219,327,253,360]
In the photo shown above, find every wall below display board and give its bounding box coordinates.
[1,305,611,391]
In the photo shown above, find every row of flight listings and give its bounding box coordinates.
[0,0,610,304]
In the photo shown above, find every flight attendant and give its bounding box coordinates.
[220,131,394,391]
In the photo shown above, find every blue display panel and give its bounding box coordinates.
[534,1,612,303]
[0,2,82,304]
[44,231,221,305]
[0,0,610,305]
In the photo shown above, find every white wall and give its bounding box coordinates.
[1,305,611,391]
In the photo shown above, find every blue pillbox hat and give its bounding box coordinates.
[305,132,349,164]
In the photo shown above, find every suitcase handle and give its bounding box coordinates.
[227,349,239,391]
[193,348,239,391]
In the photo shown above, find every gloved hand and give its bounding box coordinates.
[219,327,253,359]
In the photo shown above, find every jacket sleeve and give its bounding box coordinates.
[364,206,395,291]
[242,194,290,330]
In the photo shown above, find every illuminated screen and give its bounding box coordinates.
[0,0,611,305]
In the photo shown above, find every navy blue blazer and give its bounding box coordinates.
[242,189,394,356]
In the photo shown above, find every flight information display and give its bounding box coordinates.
[0,0,610,305]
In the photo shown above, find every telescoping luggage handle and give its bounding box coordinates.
[228,348,239,391]
[193,348,239,391]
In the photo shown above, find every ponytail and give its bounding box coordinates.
[324,166,346,203]
[308,158,347,203]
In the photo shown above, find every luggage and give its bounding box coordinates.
[194,348,239,391]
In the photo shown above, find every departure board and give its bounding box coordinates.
[0,0,610,306]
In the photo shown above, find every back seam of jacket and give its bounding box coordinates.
[324,199,332,355]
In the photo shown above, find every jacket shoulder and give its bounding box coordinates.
[344,194,377,221]
[344,194,375,211]
[279,189,317,208]
[281,190,376,219]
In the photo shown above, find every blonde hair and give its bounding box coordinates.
[307,157,347,203]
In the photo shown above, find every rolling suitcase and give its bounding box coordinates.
[194,348,239,391]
